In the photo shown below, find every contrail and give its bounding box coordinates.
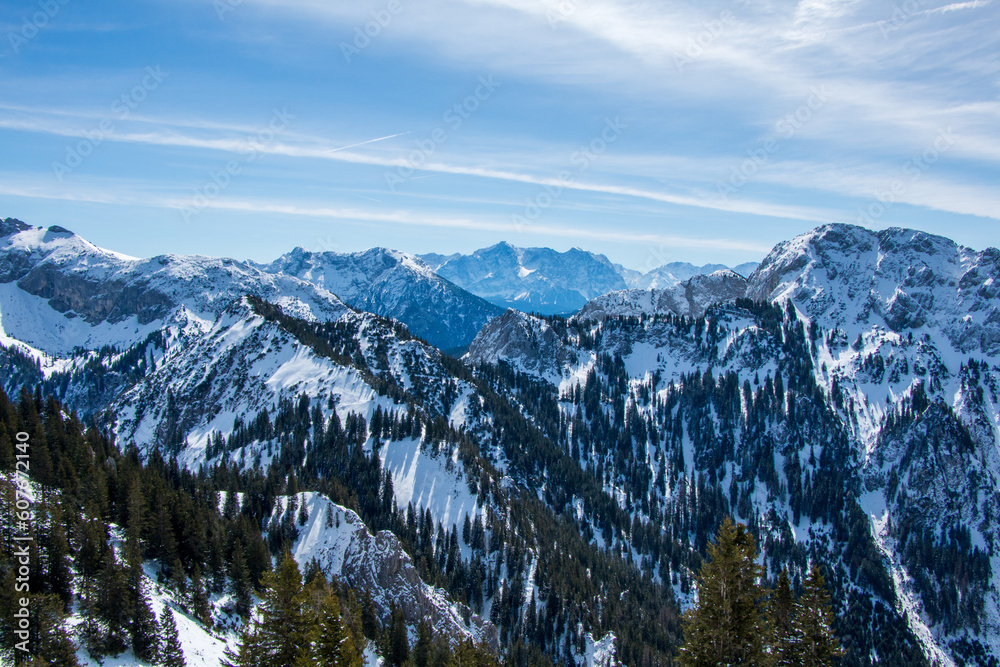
[325,131,410,153]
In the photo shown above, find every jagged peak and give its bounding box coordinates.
[1,217,32,236]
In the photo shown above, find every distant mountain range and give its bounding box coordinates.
[421,242,758,316]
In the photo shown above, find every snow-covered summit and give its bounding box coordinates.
[627,261,758,289]
[426,242,629,316]
[464,308,579,379]
[264,246,502,350]
[0,221,350,356]
[747,222,1000,353]
[426,242,759,316]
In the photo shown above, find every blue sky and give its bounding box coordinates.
[1,0,998,270]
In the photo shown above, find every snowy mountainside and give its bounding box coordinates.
[8,214,1000,665]
[71,558,234,667]
[746,223,1000,355]
[467,301,947,662]
[264,246,502,350]
[107,296,479,469]
[576,270,748,321]
[465,225,1000,665]
[0,218,349,357]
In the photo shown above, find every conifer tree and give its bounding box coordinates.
[313,591,363,667]
[190,565,212,627]
[360,590,380,641]
[0,428,13,472]
[129,581,160,663]
[96,557,130,655]
[169,557,187,598]
[158,604,186,667]
[221,623,257,667]
[44,499,73,612]
[124,503,160,663]
[795,566,843,667]
[28,594,80,666]
[414,620,433,667]
[770,569,799,667]
[677,517,767,667]
[386,603,410,667]
[231,552,310,667]
[79,577,106,661]
[229,541,253,617]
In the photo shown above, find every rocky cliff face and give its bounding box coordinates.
[464,309,580,379]
[281,493,498,649]
[16,262,176,325]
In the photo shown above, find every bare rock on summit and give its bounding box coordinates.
[465,308,578,378]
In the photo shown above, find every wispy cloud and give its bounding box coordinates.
[0,179,773,254]
[0,111,839,222]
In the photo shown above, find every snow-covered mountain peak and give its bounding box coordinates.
[0,221,357,356]
[0,217,31,236]
[1,220,139,273]
[265,246,500,349]
[747,222,1000,354]
[429,243,628,316]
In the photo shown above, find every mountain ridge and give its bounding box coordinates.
[4,216,1000,666]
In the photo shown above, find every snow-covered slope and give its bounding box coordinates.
[465,224,1000,665]
[107,295,479,467]
[264,247,502,350]
[0,218,349,357]
[6,214,1000,665]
